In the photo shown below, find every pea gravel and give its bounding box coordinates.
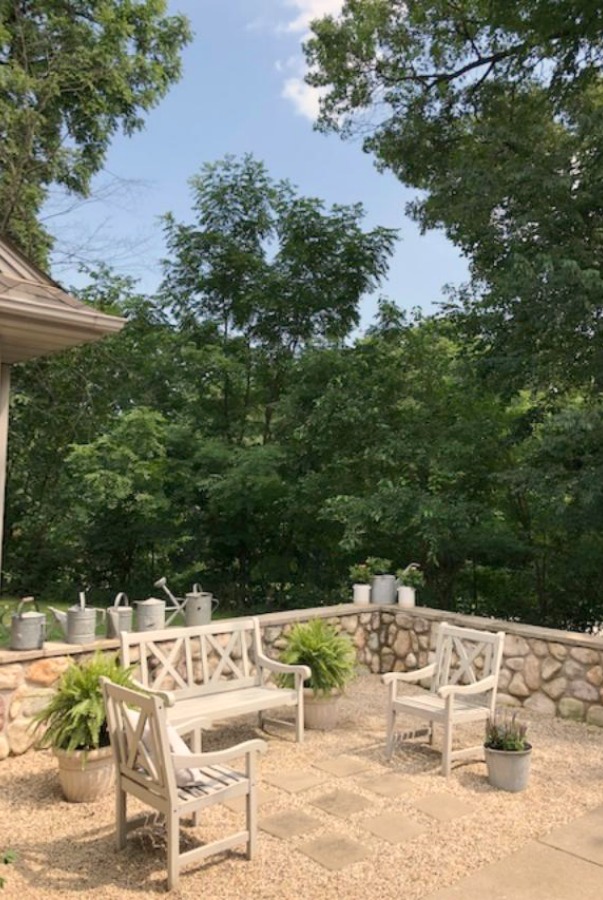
[2,671,603,899]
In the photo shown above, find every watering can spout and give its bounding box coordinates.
[48,607,68,637]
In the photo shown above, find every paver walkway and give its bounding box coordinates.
[257,750,603,897]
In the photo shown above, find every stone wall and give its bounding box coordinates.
[1,604,603,758]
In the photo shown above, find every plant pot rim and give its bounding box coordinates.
[53,744,113,760]
[484,742,532,754]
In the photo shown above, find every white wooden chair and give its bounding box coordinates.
[382,623,505,776]
[101,678,267,891]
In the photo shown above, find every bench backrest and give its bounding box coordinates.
[431,623,505,711]
[120,617,263,699]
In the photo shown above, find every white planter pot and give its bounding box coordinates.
[397,586,416,608]
[485,745,532,792]
[303,691,341,730]
[352,583,371,605]
[55,745,114,802]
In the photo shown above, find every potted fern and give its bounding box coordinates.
[278,619,356,729]
[33,651,134,802]
[484,710,532,792]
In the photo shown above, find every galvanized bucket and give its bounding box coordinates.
[371,574,397,605]
[9,596,46,651]
[184,585,219,627]
[135,596,165,632]
[106,592,133,638]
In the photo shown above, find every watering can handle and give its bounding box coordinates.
[114,592,130,608]
[17,596,39,616]
[212,597,219,611]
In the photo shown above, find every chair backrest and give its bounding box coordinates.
[101,677,177,800]
[120,618,261,699]
[431,623,505,709]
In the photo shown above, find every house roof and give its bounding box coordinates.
[0,237,126,364]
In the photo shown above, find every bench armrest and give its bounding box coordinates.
[256,652,311,681]
[131,677,176,708]
[382,663,436,686]
[438,674,497,699]
[172,738,268,768]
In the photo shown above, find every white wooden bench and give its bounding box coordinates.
[382,622,506,776]
[101,677,267,891]
[119,617,311,745]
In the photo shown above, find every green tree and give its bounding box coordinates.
[0,0,191,264]
[306,0,603,387]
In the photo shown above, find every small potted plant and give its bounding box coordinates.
[278,618,356,729]
[33,651,134,802]
[484,710,532,792]
[395,563,425,608]
[349,562,372,604]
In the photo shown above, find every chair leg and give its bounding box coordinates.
[442,717,453,777]
[385,706,396,759]
[116,785,127,850]
[166,808,180,891]
[247,755,258,860]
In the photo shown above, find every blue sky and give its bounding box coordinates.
[47,0,468,325]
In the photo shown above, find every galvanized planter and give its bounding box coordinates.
[485,744,532,792]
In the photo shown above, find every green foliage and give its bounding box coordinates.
[485,711,530,752]
[305,0,603,388]
[33,652,133,752]
[0,1,191,263]
[396,564,424,589]
[0,850,16,890]
[278,619,356,696]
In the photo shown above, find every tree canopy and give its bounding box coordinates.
[305,0,603,388]
[0,0,191,265]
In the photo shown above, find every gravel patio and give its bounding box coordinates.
[2,670,603,899]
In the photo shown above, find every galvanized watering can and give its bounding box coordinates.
[9,596,46,650]
[106,592,133,638]
[184,584,219,627]
[135,596,165,632]
[49,591,105,644]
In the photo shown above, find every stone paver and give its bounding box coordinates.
[264,770,327,793]
[423,841,603,899]
[224,786,277,813]
[259,809,321,839]
[359,812,427,844]
[356,772,411,797]
[312,788,373,818]
[313,754,371,777]
[540,805,603,865]
[413,793,475,822]
[298,834,372,871]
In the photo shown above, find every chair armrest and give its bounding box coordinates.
[382,663,436,686]
[438,674,496,699]
[131,677,176,708]
[173,739,268,768]
[256,652,311,681]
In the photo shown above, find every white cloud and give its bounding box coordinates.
[272,0,343,120]
[281,76,324,120]
[282,0,343,33]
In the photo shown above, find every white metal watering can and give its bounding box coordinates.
[49,591,105,644]
[106,592,133,638]
[135,596,166,632]
[184,583,219,627]
[8,596,46,650]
